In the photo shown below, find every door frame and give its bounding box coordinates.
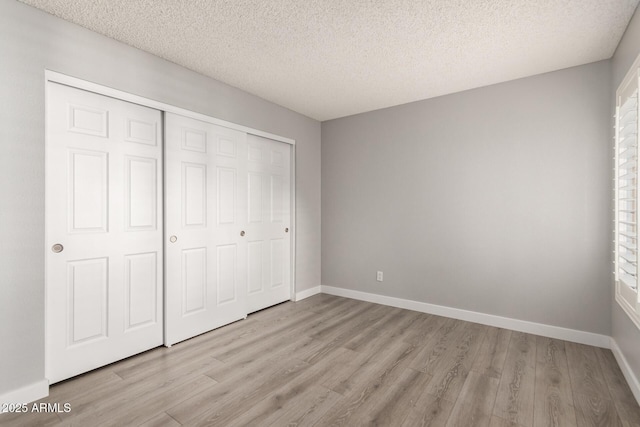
[44,70,297,374]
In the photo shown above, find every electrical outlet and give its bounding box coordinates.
[376,271,383,282]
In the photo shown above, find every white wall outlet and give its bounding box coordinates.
[376,271,383,282]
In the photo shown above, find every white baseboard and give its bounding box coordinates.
[295,286,321,301]
[610,338,640,404]
[0,379,48,409]
[320,286,611,349]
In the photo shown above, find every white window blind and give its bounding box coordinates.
[615,53,640,329]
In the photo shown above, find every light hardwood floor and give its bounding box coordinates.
[2,294,639,426]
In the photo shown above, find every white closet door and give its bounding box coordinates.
[46,83,163,383]
[165,113,248,346]
[246,134,292,313]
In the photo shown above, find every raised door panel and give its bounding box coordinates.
[68,150,108,233]
[182,128,207,153]
[68,104,108,138]
[217,244,237,304]
[183,163,207,228]
[248,145,262,162]
[182,247,207,315]
[217,167,236,225]
[67,257,108,345]
[247,241,264,295]
[125,118,157,146]
[271,149,284,168]
[248,172,263,224]
[124,252,158,330]
[217,136,237,158]
[125,156,157,231]
[270,239,284,289]
[270,175,284,223]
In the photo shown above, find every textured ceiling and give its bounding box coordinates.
[18,0,640,121]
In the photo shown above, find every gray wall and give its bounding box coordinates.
[0,0,321,397]
[612,4,640,388]
[322,61,612,335]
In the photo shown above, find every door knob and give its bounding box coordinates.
[240,231,246,237]
[51,243,64,253]
[169,235,177,243]
[285,228,289,233]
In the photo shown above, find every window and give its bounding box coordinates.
[615,53,640,329]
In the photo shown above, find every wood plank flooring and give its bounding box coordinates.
[1,294,638,426]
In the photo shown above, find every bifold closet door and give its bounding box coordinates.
[46,83,163,383]
[246,134,292,313]
[164,113,248,346]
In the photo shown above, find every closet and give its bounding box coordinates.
[46,81,293,383]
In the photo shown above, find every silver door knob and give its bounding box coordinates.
[240,231,246,237]
[169,235,177,243]
[285,228,289,233]
[51,243,64,253]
